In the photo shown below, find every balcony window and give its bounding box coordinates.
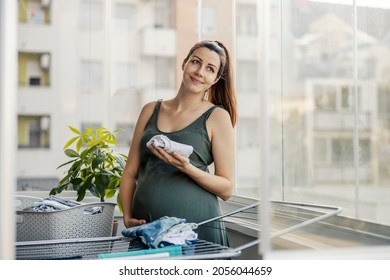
[18,0,51,24]
[18,52,50,87]
[18,115,50,149]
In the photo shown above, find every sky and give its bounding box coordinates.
[310,0,390,9]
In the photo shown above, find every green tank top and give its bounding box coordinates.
[132,99,229,246]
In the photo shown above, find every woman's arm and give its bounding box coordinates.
[149,107,235,200]
[119,101,156,228]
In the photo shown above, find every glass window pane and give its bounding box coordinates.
[80,0,103,30]
[11,0,390,260]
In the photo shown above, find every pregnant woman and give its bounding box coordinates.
[119,40,237,246]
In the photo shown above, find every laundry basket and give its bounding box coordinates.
[15,195,117,259]
[15,195,116,242]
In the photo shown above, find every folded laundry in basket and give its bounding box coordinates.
[121,216,198,249]
[30,196,102,214]
[32,196,79,211]
[147,134,193,157]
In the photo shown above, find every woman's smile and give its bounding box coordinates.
[190,76,204,85]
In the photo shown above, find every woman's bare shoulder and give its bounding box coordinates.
[136,100,158,124]
[209,106,231,124]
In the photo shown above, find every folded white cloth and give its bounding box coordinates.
[147,134,193,157]
[161,222,198,246]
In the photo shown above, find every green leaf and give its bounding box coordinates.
[76,189,86,202]
[86,139,100,147]
[49,183,69,195]
[63,136,80,150]
[70,178,83,186]
[105,188,117,199]
[95,173,110,201]
[68,125,81,135]
[82,128,94,145]
[58,173,71,185]
[112,154,126,169]
[105,135,117,145]
[80,147,91,159]
[69,160,82,174]
[88,182,100,199]
[76,137,83,152]
[83,127,94,137]
[116,195,123,213]
[64,149,79,158]
[57,159,77,170]
[92,154,106,169]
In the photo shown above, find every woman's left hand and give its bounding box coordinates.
[147,144,191,172]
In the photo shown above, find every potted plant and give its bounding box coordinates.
[50,125,127,209]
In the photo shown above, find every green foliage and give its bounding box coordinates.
[50,126,127,207]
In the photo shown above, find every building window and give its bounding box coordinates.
[341,85,362,111]
[200,6,216,34]
[114,3,136,30]
[237,4,257,36]
[80,0,103,30]
[18,0,51,24]
[18,115,50,148]
[359,138,371,163]
[80,61,103,91]
[115,63,137,92]
[18,52,51,87]
[314,85,337,111]
[154,0,174,28]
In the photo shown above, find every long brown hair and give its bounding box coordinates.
[183,40,237,127]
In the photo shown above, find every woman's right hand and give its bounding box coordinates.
[124,217,147,228]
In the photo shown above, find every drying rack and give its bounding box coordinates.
[15,199,342,260]
[15,237,240,260]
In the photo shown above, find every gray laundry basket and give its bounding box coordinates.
[15,195,116,242]
[15,195,117,259]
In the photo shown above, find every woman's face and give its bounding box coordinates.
[182,47,221,94]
